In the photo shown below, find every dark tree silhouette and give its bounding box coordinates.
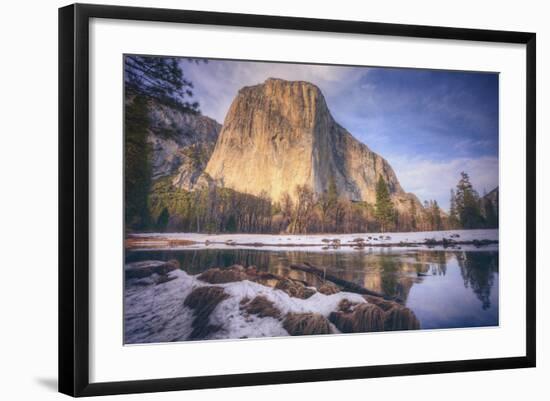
[375,176,396,232]
[156,207,170,232]
[455,172,485,229]
[124,55,200,231]
[124,55,199,111]
[457,251,498,310]
[125,96,151,230]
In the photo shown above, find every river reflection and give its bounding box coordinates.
[125,248,499,329]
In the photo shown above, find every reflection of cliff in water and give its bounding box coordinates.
[354,251,451,301]
[455,251,499,310]
[125,248,497,308]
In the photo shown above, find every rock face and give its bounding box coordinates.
[483,187,499,207]
[481,186,499,218]
[204,78,419,210]
[146,101,221,189]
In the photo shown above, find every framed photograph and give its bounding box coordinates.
[59,3,536,397]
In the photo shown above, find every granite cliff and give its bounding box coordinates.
[146,102,221,189]
[203,78,421,213]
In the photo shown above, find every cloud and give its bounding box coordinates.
[387,155,499,210]
[180,59,366,122]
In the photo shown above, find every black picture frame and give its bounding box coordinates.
[59,3,536,397]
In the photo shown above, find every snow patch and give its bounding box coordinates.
[124,268,366,344]
[130,229,498,252]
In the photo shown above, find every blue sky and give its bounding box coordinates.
[178,58,499,211]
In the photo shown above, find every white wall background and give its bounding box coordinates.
[0,0,546,400]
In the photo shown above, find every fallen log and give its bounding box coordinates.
[290,262,402,303]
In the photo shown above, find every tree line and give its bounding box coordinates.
[145,175,453,234]
[448,172,498,230]
[145,171,498,234]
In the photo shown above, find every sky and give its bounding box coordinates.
[178,57,499,211]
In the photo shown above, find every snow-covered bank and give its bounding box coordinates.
[125,269,363,343]
[124,263,418,344]
[128,229,498,252]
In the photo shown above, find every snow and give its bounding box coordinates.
[125,270,197,343]
[130,229,499,252]
[124,268,366,344]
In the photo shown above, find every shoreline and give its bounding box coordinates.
[125,261,421,343]
[126,229,499,251]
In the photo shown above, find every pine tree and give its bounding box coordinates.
[124,55,199,112]
[125,96,151,230]
[124,55,200,231]
[156,207,170,232]
[432,200,442,230]
[408,198,417,231]
[375,176,396,232]
[455,172,484,229]
[449,189,460,229]
[319,174,338,232]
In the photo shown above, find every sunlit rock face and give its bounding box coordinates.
[146,101,221,189]
[204,78,419,210]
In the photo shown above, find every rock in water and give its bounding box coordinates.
[204,78,421,213]
[124,259,180,279]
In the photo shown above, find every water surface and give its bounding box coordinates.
[125,248,499,330]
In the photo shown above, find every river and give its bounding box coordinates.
[125,247,498,330]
